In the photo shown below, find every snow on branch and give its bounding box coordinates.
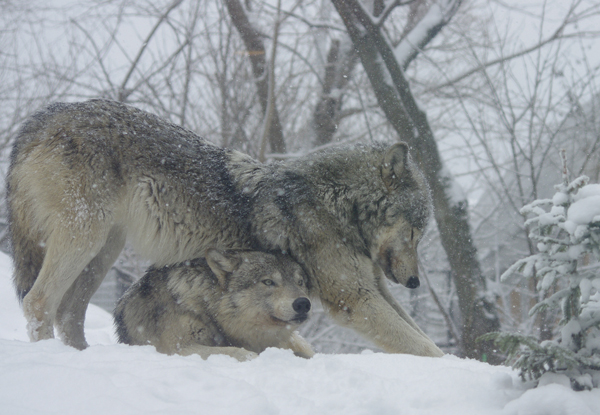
[394,0,462,70]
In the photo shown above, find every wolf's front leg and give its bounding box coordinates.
[324,292,444,357]
[176,344,258,361]
[279,331,315,358]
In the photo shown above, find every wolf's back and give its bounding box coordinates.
[5,99,256,300]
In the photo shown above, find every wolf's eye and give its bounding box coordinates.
[262,279,274,286]
[298,280,304,287]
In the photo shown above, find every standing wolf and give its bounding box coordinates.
[114,249,314,360]
[7,99,442,356]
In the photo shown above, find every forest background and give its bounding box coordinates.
[0,0,599,363]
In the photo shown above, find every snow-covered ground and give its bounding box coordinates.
[1,252,599,415]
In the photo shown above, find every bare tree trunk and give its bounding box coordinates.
[312,36,357,146]
[224,0,286,154]
[331,0,500,361]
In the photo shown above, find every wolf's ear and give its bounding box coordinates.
[206,249,241,289]
[381,142,411,191]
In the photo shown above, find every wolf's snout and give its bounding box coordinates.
[406,276,420,289]
[292,297,311,314]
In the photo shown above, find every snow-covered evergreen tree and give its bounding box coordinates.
[483,154,600,390]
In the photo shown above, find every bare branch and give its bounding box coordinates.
[118,0,184,102]
[429,1,595,92]
[419,260,460,344]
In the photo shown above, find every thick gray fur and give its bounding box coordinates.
[7,99,442,356]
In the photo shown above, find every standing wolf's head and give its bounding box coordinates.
[312,142,432,289]
[368,143,432,289]
[251,141,432,291]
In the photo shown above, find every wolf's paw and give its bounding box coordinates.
[58,331,89,351]
[26,317,54,342]
[229,348,258,362]
[421,342,444,357]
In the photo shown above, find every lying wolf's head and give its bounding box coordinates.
[206,249,311,350]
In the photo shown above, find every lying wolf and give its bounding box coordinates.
[8,99,442,356]
[114,249,314,360]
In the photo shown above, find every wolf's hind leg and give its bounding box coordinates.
[22,226,113,343]
[56,226,126,349]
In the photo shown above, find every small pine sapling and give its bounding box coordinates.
[481,151,600,390]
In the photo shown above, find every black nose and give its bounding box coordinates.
[292,297,311,314]
[406,276,420,289]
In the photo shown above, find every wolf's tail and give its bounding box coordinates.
[6,162,45,302]
[10,232,45,301]
[6,106,65,301]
